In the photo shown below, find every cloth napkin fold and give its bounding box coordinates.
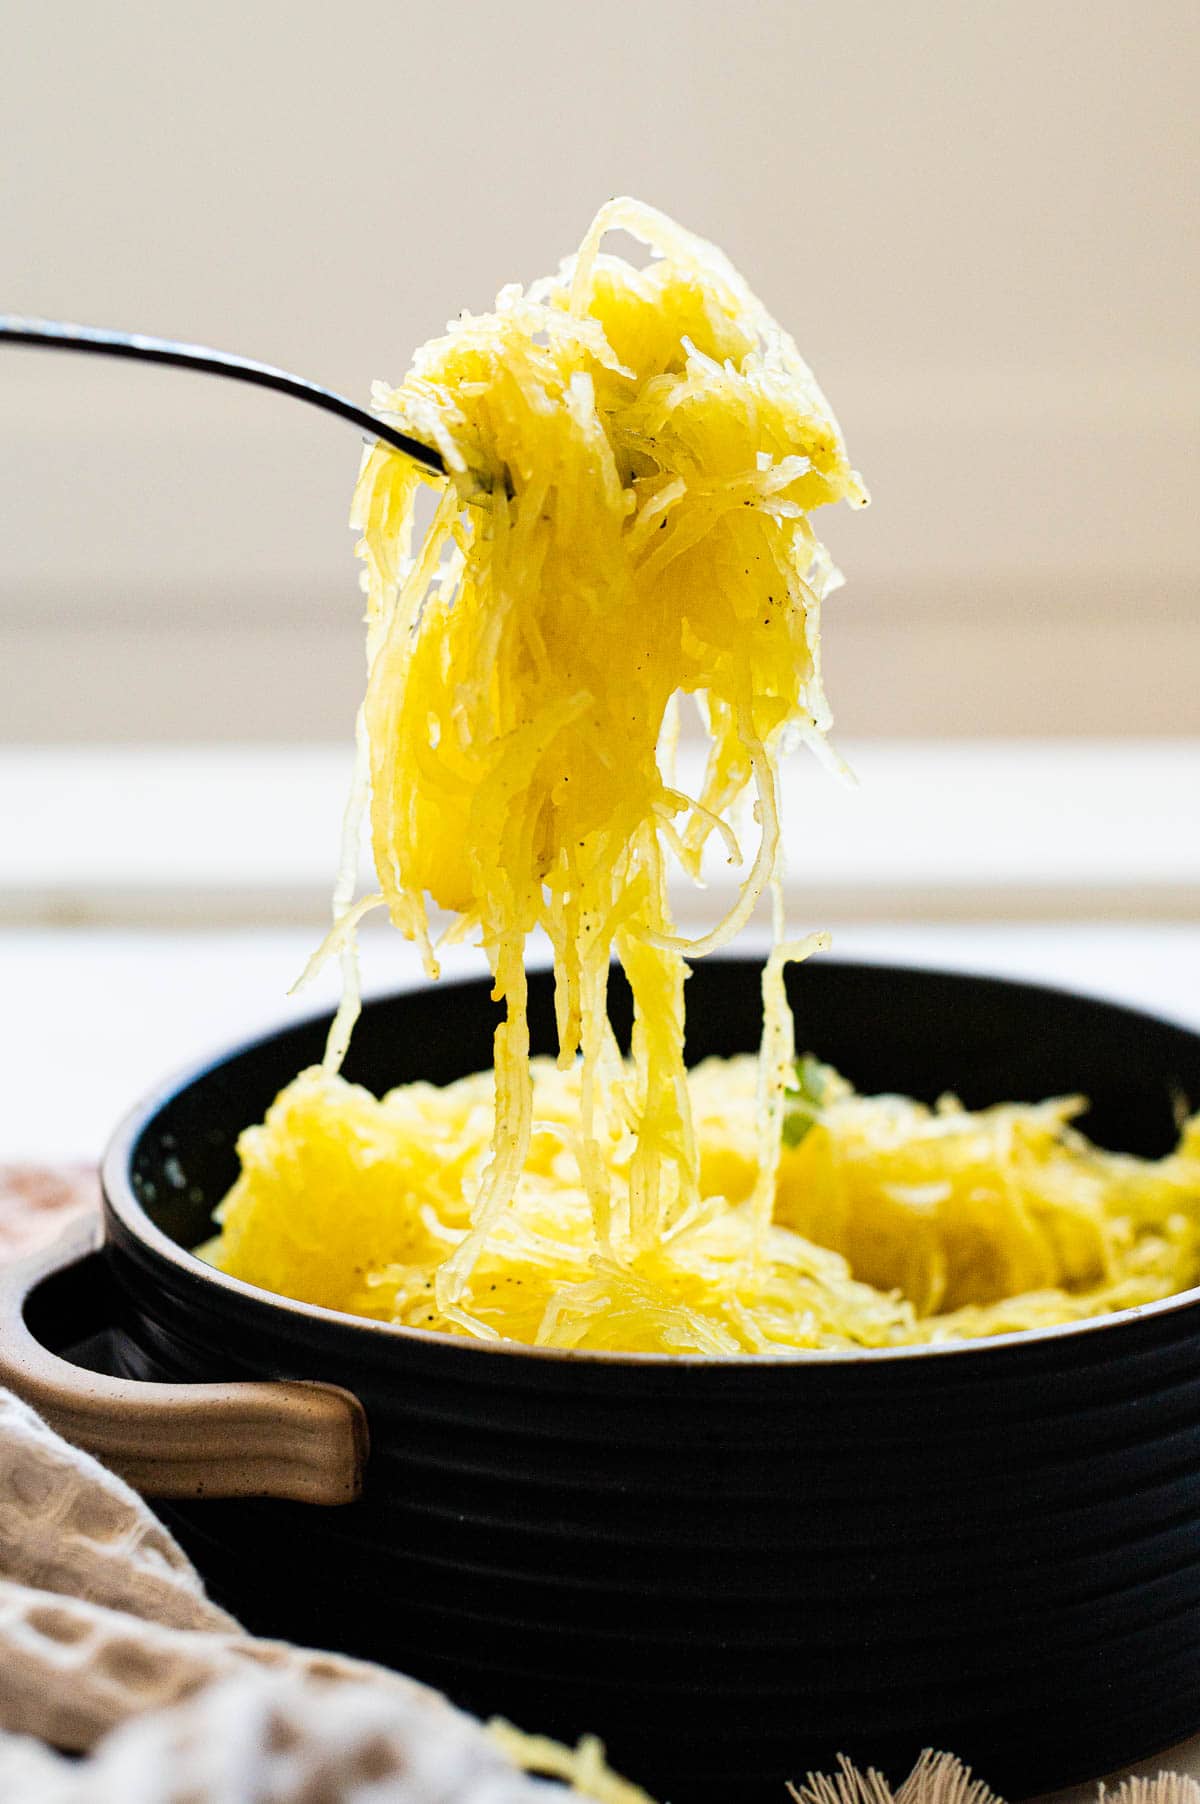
[0,1381,595,1803]
[0,1166,98,1262]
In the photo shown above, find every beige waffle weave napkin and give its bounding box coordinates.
[0,1381,592,1802]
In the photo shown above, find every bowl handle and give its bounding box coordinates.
[0,1216,368,1505]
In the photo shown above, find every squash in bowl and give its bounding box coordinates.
[13,957,1188,1802]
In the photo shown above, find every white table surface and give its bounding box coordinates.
[3,920,1200,1164]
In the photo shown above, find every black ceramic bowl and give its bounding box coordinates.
[34,958,1200,1798]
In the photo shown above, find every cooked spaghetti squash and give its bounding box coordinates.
[299,197,864,1322]
[210,1056,1200,1353]
[207,198,1200,1353]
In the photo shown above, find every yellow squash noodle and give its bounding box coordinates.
[208,199,1200,1355]
[319,198,865,1314]
[210,1058,1200,1354]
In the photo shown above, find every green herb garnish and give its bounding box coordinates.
[782,1054,834,1147]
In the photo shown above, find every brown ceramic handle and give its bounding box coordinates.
[0,1216,368,1504]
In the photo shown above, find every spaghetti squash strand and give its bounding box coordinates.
[210,209,1200,1355]
[319,197,866,1298]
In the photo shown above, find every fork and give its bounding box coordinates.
[0,315,447,477]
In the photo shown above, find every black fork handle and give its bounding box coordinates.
[0,315,446,477]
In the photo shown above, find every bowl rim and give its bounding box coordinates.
[101,954,1200,1371]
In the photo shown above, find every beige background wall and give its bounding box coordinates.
[2,0,1196,741]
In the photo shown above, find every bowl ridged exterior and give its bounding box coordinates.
[96,959,1200,1800]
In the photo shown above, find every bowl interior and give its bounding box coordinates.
[124,957,1200,1260]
